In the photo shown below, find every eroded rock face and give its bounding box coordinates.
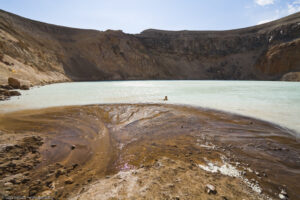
[0,10,300,84]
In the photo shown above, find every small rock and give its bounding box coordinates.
[71,145,76,150]
[65,178,74,184]
[221,196,228,200]
[279,193,288,200]
[20,85,29,90]
[205,184,217,194]
[51,144,57,148]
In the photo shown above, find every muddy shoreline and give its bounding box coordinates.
[0,104,299,199]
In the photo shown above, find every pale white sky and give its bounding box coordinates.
[1,0,300,33]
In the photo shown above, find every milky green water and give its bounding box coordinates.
[1,81,299,136]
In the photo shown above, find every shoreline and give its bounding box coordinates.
[1,80,299,139]
[0,103,299,199]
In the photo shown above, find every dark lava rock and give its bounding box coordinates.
[0,85,13,90]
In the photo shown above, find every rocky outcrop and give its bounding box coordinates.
[0,9,300,84]
[281,72,300,81]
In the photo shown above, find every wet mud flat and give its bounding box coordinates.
[0,104,299,199]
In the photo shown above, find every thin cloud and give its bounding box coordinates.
[257,19,273,24]
[254,0,274,6]
[287,1,300,14]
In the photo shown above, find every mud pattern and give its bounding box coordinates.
[0,104,299,199]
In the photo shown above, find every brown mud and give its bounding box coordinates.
[0,104,299,199]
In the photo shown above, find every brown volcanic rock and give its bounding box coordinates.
[8,77,20,89]
[0,9,300,84]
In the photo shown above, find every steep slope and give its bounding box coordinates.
[0,9,300,85]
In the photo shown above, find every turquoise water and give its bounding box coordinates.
[1,81,300,136]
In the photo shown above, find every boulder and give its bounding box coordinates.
[8,77,21,89]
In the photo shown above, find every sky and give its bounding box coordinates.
[0,0,300,33]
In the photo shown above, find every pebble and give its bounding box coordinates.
[205,184,217,194]
[279,193,288,200]
[71,145,76,150]
[65,178,74,184]
[51,144,57,148]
